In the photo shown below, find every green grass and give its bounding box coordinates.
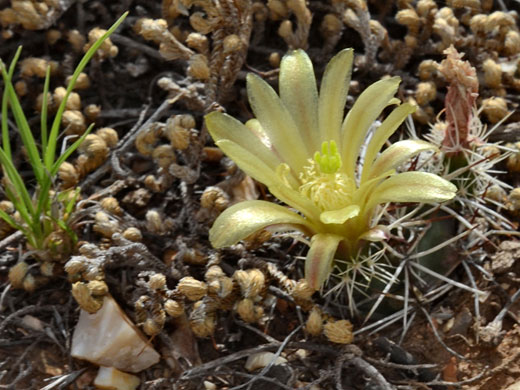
[0,12,128,256]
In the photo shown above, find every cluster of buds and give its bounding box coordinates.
[0,0,67,31]
[72,280,109,313]
[58,127,118,188]
[305,306,354,344]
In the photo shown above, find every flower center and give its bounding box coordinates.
[299,141,356,211]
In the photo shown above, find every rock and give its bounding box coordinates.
[71,295,161,373]
[94,366,140,390]
[244,352,287,372]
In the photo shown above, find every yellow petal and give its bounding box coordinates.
[270,183,323,225]
[318,48,353,146]
[320,204,360,224]
[206,112,283,172]
[247,73,310,172]
[366,172,457,211]
[279,50,319,154]
[209,200,315,248]
[305,233,343,290]
[341,77,401,178]
[215,140,277,186]
[361,103,416,183]
[367,140,438,181]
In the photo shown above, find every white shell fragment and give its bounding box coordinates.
[244,352,288,372]
[94,366,140,390]
[71,295,161,373]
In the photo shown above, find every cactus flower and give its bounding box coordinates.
[205,49,457,290]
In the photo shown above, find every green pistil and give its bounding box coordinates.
[314,141,342,174]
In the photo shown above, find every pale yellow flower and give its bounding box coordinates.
[205,49,457,290]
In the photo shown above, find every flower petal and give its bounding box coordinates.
[367,140,438,181]
[341,77,401,178]
[247,73,310,172]
[320,204,360,224]
[209,200,315,248]
[214,139,278,186]
[305,233,343,290]
[279,50,319,154]
[361,102,416,183]
[206,112,283,171]
[366,171,457,211]
[318,48,353,146]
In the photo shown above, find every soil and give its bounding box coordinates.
[1,1,520,389]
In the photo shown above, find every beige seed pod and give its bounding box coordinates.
[88,280,109,296]
[185,33,209,54]
[78,134,109,159]
[323,319,354,344]
[416,0,437,17]
[68,29,86,52]
[165,117,191,150]
[149,273,167,290]
[267,0,289,20]
[177,277,208,301]
[22,274,37,293]
[75,154,101,176]
[205,265,225,282]
[306,306,323,336]
[20,57,56,78]
[189,12,213,34]
[485,184,507,203]
[93,211,121,238]
[84,104,101,121]
[53,87,81,111]
[485,11,515,32]
[269,52,281,68]
[236,298,258,323]
[506,142,520,173]
[152,145,176,169]
[123,227,142,242]
[278,20,293,41]
[396,9,420,34]
[135,123,163,156]
[0,201,14,214]
[84,27,118,59]
[208,276,234,299]
[190,300,216,337]
[321,13,342,37]
[95,127,118,149]
[58,161,79,188]
[234,269,265,298]
[164,299,184,317]
[62,110,86,135]
[8,262,28,289]
[143,318,162,336]
[483,59,502,89]
[223,34,242,53]
[35,92,53,112]
[200,186,230,211]
[187,54,210,80]
[46,29,62,45]
[418,59,438,80]
[14,80,27,96]
[64,258,87,275]
[482,97,508,123]
[469,14,487,33]
[509,188,520,211]
[100,197,122,216]
[292,279,314,301]
[504,30,520,55]
[145,210,163,234]
[72,282,103,313]
[66,72,91,90]
[40,261,54,277]
[415,81,437,106]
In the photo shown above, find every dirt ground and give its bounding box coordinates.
[1,0,520,389]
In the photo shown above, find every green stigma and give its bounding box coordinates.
[314,141,342,174]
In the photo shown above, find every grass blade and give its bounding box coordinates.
[41,66,51,152]
[1,67,44,185]
[45,12,128,171]
[1,46,22,160]
[50,124,94,176]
